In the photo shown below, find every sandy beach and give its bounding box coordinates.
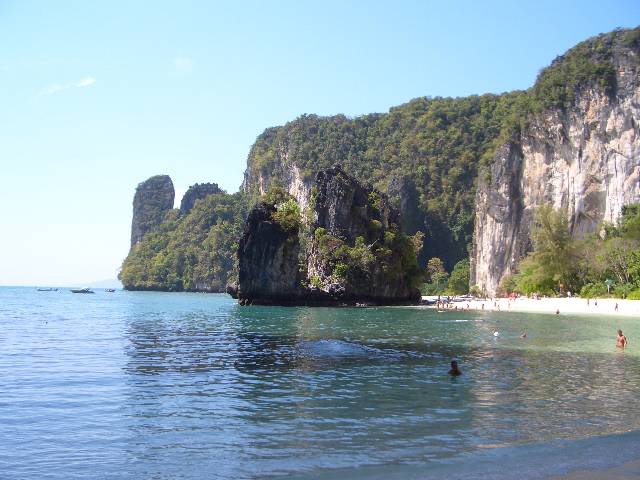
[425,296,640,317]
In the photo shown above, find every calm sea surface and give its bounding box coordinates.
[1,286,639,479]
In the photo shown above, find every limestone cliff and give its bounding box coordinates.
[236,201,303,304]
[236,167,421,305]
[471,29,640,295]
[239,106,499,271]
[130,175,175,247]
[179,182,222,215]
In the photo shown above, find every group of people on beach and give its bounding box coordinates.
[436,295,627,316]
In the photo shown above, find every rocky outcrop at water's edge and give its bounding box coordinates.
[236,166,422,306]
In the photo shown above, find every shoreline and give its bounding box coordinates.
[290,430,640,480]
[424,296,640,317]
[549,458,640,479]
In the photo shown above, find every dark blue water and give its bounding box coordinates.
[1,287,639,479]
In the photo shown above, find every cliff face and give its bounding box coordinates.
[236,201,303,304]
[179,182,222,215]
[122,28,639,297]
[239,100,507,271]
[236,167,421,305]
[243,159,313,214]
[130,175,175,247]
[471,31,640,295]
[307,167,419,302]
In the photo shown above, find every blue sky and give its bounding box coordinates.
[1,0,638,286]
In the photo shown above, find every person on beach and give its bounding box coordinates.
[448,359,462,376]
[615,303,619,312]
[616,330,627,349]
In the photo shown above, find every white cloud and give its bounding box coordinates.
[172,56,193,75]
[76,76,96,87]
[39,76,96,96]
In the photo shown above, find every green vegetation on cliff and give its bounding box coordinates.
[119,192,248,291]
[245,93,524,268]
[237,170,424,305]
[121,27,639,293]
[243,27,639,270]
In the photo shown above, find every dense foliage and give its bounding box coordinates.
[420,257,470,296]
[510,204,640,298]
[447,259,471,295]
[244,28,639,271]
[119,192,248,291]
[120,28,639,294]
[245,93,523,269]
[312,226,423,291]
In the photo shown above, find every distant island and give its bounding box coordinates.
[119,27,640,304]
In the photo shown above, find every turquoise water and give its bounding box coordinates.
[1,286,639,479]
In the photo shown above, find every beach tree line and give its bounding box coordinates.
[421,257,470,296]
[499,204,640,299]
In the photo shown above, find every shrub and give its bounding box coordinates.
[614,283,634,299]
[333,263,349,279]
[469,285,484,298]
[448,259,470,295]
[497,274,517,296]
[580,282,608,298]
[309,275,322,289]
[627,288,640,300]
[369,219,382,232]
[272,198,301,233]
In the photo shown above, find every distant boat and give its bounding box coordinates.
[105,288,116,293]
[36,287,58,291]
[70,287,94,294]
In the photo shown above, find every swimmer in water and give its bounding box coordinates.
[519,330,527,338]
[616,329,628,349]
[493,330,500,337]
[448,359,462,376]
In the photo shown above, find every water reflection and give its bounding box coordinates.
[118,300,640,478]
[5,288,640,479]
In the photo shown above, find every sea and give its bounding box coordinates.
[1,286,639,479]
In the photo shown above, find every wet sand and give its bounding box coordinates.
[548,459,640,479]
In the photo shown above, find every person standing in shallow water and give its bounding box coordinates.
[616,330,628,349]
